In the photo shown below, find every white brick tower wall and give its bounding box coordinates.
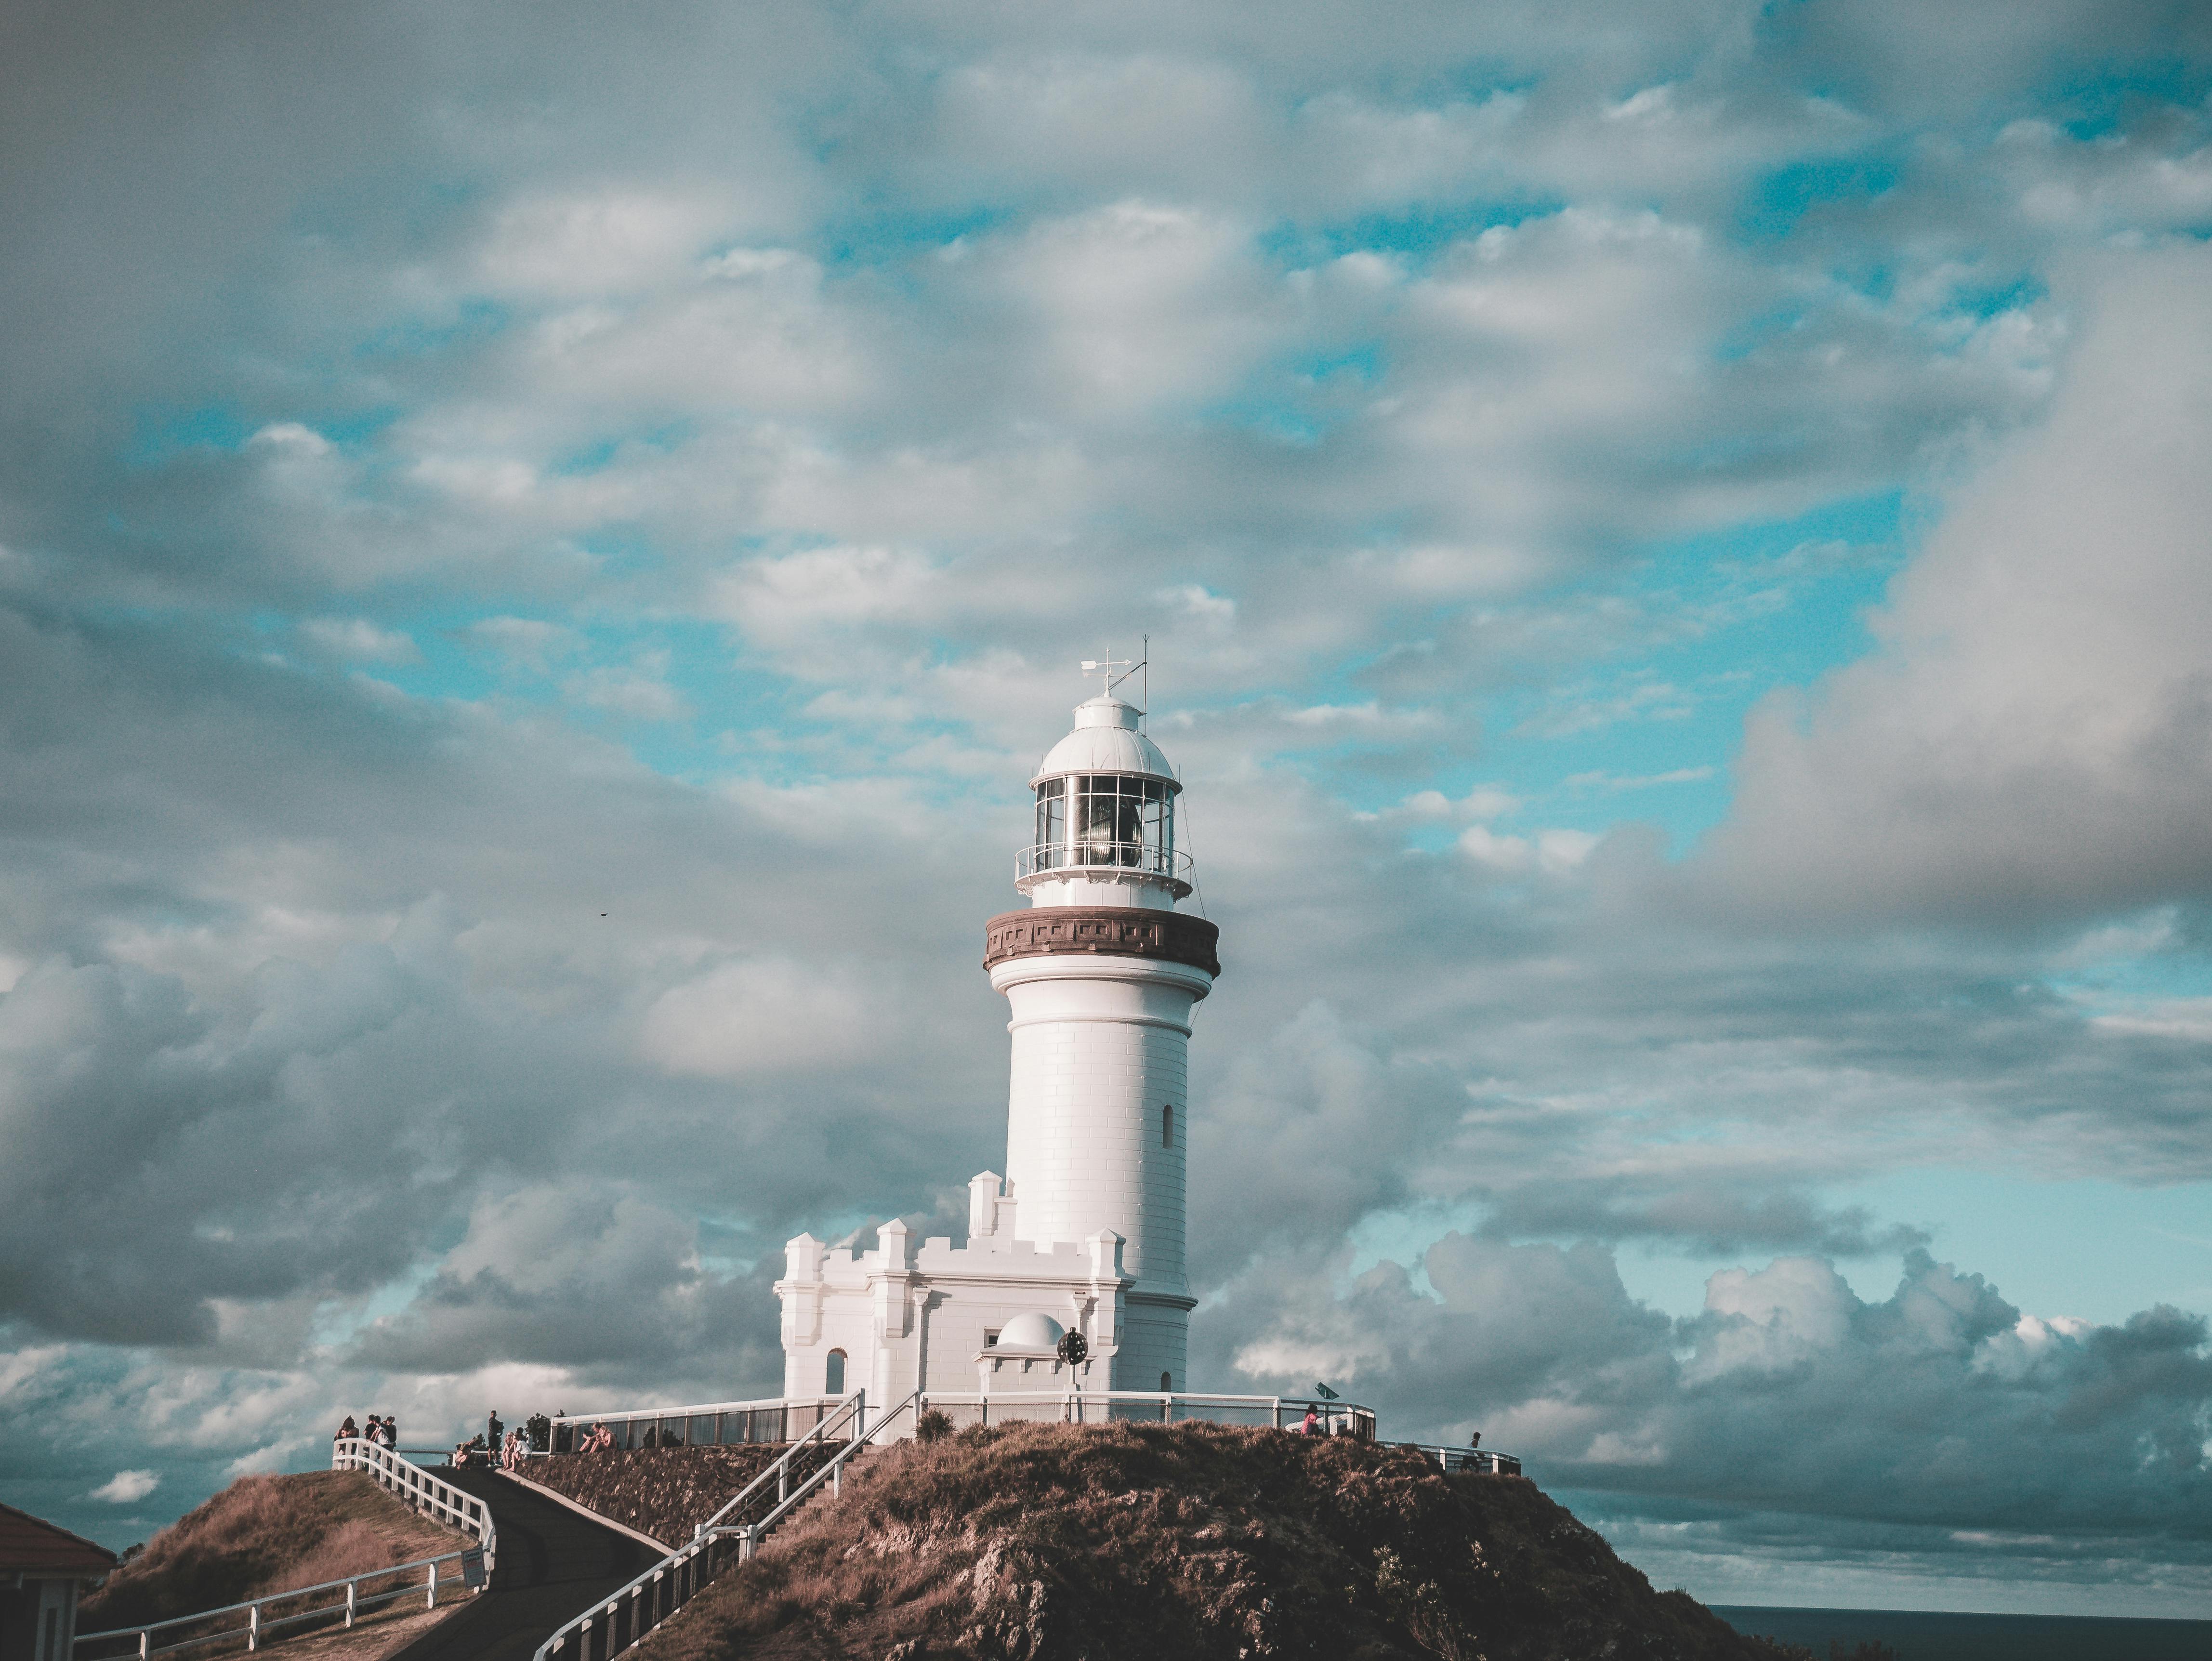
[981,691,1220,1392]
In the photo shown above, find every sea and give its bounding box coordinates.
[1713,1605,2212,1660]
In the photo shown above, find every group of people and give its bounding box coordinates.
[575,1421,617,1452]
[332,1413,400,1450]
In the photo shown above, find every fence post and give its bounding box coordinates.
[247,1602,260,1651]
[345,1579,357,1628]
[426,1563,437,1609]
[139,1631,149,1661]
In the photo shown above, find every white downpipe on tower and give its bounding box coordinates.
[982,686,1221,1392]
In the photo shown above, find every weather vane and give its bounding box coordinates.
[1080,650,1135,698]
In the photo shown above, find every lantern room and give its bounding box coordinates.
[1017,694,1191,903]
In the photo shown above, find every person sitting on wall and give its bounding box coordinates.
[336,1415,359,1443]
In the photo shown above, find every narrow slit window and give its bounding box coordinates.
[825,1347,846,1395]
[1162,1103,1174,1147]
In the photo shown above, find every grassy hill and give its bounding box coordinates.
[78,1470,463,1635]
[632,1420,1804,1661]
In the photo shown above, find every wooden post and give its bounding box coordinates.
[345,1579,357,1628]
[139,1631,149,1660]
[247,1602,260,1651]
[426,1563,437,1609]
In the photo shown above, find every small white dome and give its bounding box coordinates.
[1033,697,1178,787]
[994,1311,1066,1350]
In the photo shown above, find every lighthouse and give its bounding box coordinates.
[982,682,1220,1391]
[776,664,1220,1404]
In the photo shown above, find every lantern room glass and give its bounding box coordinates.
[1032,775,1172,872]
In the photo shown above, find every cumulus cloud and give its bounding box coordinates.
[91,1469,159,1503]
[1710,244,2212,923]
[1211,1237,2212,1595]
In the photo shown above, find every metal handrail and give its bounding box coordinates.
[1015,841,1192,885]
[73,1550,469,1660]
[330,1439,497,1576]
[1389,1442,1523,1476]
[542,1395,843,1452]
[530,1390,878,1661]
[916,1389,1378,1437]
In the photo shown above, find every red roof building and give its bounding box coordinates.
[0,1502,118,1661]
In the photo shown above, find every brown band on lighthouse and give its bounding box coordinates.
[983,907,1222,977]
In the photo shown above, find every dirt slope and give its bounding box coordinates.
[632,1421,1805,1661]
[79,1470,463,1635]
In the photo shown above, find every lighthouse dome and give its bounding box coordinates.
[1032,696,1178,788]
[994,1311,1066,1351]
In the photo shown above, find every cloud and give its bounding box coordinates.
[1210,1237,2212,1596]
[300,617,421,665]
[0,0,2208,1609]
[1709,243,2212,924]
[91,1469,159,1503]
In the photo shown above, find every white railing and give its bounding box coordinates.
[531,1389,882,1661]
[1391,1442,1522,1476]
[1015,840,1193,887]
[542,1396,843,1453]
[542,1390,1376,1451]
[907,1390,1378,1440]
[330,1438,498,1576]
[73,1550,471,1661]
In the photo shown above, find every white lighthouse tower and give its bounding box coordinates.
[981,674,1219,1391]
[776,663,1220,1404]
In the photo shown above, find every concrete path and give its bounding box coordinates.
[381,1469,655,1661]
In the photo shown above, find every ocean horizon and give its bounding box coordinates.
[1714,1604,2212,1660]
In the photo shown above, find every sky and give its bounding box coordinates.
[2,0,2210,1621]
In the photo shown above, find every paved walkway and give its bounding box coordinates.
[382,1469,654,1661]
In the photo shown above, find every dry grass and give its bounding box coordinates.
[628,1421,1809,1661]
[79,1471,463,1638]
[527,1445,839,1547]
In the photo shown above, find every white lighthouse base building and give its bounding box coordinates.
[777,1175,1125,1404]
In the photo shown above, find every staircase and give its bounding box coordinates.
[382,1470,654,1661]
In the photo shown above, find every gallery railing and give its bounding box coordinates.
[1015,840,1193,885]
